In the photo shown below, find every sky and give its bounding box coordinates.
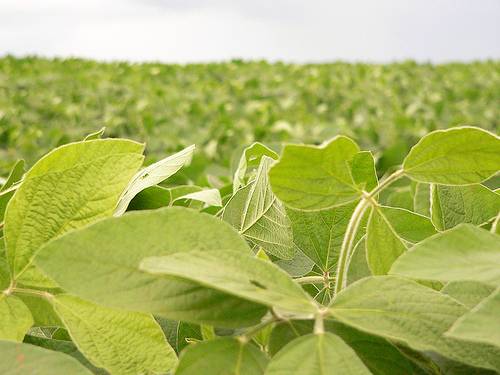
[1,0,499,63]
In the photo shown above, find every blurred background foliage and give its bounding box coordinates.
[0,56,498,180]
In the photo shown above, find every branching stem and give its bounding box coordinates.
[334,169,404,296]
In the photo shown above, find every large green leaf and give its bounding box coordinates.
[140,249,317,317]
[114,144,195,215]
[269,136,361,210]
[175,338,268,375]
[329,276,500,371]
[390,224,500,286]
[4,139,144,279]
[52,294,177,375]
[431,184,500,230]
[35,207,267,328]
[446,287,500,348]
[223,156,294,259]
[0,340,92,374]
[365,208,407,275]
[403,127,500,185]
[265,333,371,375]
[0,294,33,341]
[286,201,357,272]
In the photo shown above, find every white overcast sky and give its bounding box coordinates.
[1,0,499,63]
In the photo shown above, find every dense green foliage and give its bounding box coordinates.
[0,124,499,374]
[0,57,499,178]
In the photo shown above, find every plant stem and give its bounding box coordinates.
[295,275,335,285]
[239,316,277,343]
[313,309,326,334]
[334,169,404,296]
[12,287,54,300]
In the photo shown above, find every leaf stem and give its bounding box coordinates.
[12,287,54,300]
[334,169,404,296]
[313,308,327,334]
[294,275,335,285]
[239,316,278,343]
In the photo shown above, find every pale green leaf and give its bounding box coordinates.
[36,207,267,328]
[0,159,24,193]
[347,238,371,285]
[329,276,500,371]
[115,144,195,216]
[446,287,500,348]
[5,139,144,279]
[269,136,361,210]
[233,142,279,193]
[390,224,500,286]
[224,157,294,259]
[83,127,105,141]
[52,294,177,375]
[350,151,378,192]
[173,188,222,207]
[0,340,93,374]
[17,293,63,327]
[176,338,268,375]
[441,281,496,309]
[366,208,407,275]
[0,294,33,341]
[275,249,314,277]
[140,249,317,317]
[265,333,371,375]
[403,127,500,185]
[431,184,500,230]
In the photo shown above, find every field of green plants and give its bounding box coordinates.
[0,57,499,375]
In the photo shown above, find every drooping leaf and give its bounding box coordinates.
[5,139,144,279]
[114,144,195,216]
[441,281,496,309]
[329,276,500,371]
[83,127,105,141]
[175,338,268,375]
[0,294,33,341]
[224,157,294,259]
[390,224,500,286]
[233,142,279,193]
[446,287,500,348]
[403,127,500,185]
[140,249,317,317]
[431,184,500,230]
[269,136,361,210]
[265,333,371,375]
[172,188,222,208]
[365,208,407,275]
[0,340,93,374]
[36,207,267,328]
[52,294,177,375]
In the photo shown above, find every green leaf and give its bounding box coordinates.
[286,201,357,271]
[413,182,431,216]
[128,185,170,211]
[365,208,407,275]
[224,156,294,259]
[233,142,279,193]
[175,338,268,375]
[0,294,33,341]
[403,127,500,185]
[446,287,500,348]
[378,205,437,243]
[275,249,314,278]
[173,188,222,208]
[329,276,500,371]
[441,281,496,309]
[390,224,500,286]
[265,333,371,375]
[0,159,24,193]
[140,249,317,317]
[346,238,371,285]
[431,184,500,230]
[52,294,177,375]
[350,151,378,192]
[83,127,105,141]
[17,293,63,327]
[326,322,423,375]
[269,136,361,210]
[35,207,267,328]
[115,144,195,215]
[0,340,93,374]
[4,139,144,279]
